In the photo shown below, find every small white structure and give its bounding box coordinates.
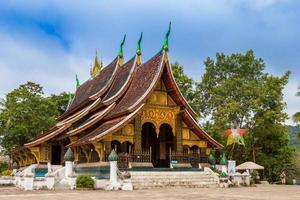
[236,162,264,171]
[64,148,74,178]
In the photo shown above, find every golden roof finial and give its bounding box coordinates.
[90,50,102,78]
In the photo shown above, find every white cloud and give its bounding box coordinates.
[0,29,90,97]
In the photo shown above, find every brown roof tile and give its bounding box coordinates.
[102,56,136,104]
[69,104,144,146]
[59,57,119,120]
[104,51,164,119]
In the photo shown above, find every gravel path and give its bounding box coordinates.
[0,185,299,200]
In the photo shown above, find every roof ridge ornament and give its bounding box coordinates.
[66,92,73,109]
[76,74,80,89]
[136,32,143,65]
[136,32,143,55]
[118,34,126,65]
[162,22,171,52]
[90,50,102,78]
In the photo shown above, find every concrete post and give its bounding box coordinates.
[65,161,73,178]
[64,148,74,178]
[110,161,118,185]
[45,174,55,190]
[108,149,119,186]
[47,162,52,173]
[24,175,34,190]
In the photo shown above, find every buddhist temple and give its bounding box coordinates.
[11,27,223,169]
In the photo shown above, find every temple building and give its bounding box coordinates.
[12,29,223,169]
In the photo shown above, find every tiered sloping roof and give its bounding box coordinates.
[25,49,223,149]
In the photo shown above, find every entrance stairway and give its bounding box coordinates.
[130,170,219,189]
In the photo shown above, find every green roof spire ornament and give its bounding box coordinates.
[76,74,80,89]
[208,153,216,166]
[136,32,143,55]
[64,148,74,162]
[136,32,143,65]
[118,34,126,58]
[162,22,171,51]
[108,149,119,161]
[67,92,73,109]
[220,152,228,165]
[118,34,126,66]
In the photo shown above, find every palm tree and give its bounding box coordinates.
[293,86,300,142]
[293,86,300,123]
[293,112,300,123]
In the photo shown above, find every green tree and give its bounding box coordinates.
[48,92,70,116]
[0,82,59,151]
[293,86,300,123]
[196,50,293,181]
[171,62,198,114]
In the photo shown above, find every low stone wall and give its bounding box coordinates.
[0,176,14,185]
[74,162,110,179]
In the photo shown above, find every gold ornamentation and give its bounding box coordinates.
[182,140,207,148]
[30,147,40,163]
[123,124,134,135]
[206,148,212,155]
[199,141,207,148]
[112,135,134,144]
[90,53,102,78]
[182,128,190,140]
[92,142,105,161]
[190,132,199,140]
[81,145,92,163]
[141,105,180,135]
[147,91,167,105]
[40,145,50,163]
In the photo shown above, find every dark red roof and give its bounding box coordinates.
[104,51,164,120]
[69,104,144,147]
[102,56,137,104]
[58,57,119,120]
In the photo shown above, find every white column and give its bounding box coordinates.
[65,161,73,178]
[47,162,52,173]
[110,161,118,185]
[24,175,34,190]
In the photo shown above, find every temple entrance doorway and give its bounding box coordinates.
[111,140,121,154]
[51,145,61,165]
[158,123,174,168]
[142,122,159,167]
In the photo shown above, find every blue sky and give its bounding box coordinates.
[0,0,299,124]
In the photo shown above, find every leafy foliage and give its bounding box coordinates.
[76,175,94,188]
[195,50,293,182]
[171,62,198,115]
[293,86,300,123]
[293,112,300,124]
[0,162,8,174]
[48,92,71,116]
[1,169,12,176]
[287,125,300,148]
[172,50,294,182]
[0,82,69,151]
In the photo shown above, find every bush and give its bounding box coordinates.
[0,162,9,174]
[76,175,94,189]
[1,169,12,176]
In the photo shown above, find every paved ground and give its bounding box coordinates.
[0,185,299,200]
